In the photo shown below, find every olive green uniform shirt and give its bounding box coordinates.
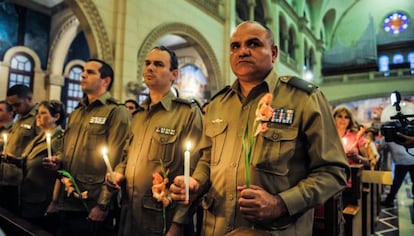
[192,70,349,235]
[20,127,64,218]
[0,104,38,186]
[0,120,14,152]
[58,92,130,212]
[115,90,203,236]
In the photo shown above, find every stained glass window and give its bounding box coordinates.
[383,12,408,35]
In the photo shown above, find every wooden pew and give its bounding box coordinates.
[0,207,52,236]
[313,191,344,235]
[343,164,364,236]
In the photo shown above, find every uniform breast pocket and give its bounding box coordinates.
[148,133,178,164]
[205,122,228,166]
[255,127,298,175]
[87,124,106,149]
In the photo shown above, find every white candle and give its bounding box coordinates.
[102,147,114,179]
[342,137,348,149]
[2,133,7,155]
[46,133,52,159]
[184,142,191,201]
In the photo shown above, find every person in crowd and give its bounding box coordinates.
[108,46,203,235]
[334,106,371,168]
[43,59,131,236]
[124,99,139,116]
[333,106,371,208]
[19,100,65,234]
[1,85,38,214]
[168,21,349,235]
[365,127,382,170]
[0,100,15,150]
[380,140,414,207]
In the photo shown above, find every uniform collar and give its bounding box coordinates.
[141,89,177,112]
[0,120,14,130]
[80,92,111,107]
[19,104,39,120]
[223,68,279,103]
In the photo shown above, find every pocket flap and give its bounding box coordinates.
[152,132,178,145]
[142,195,163,211]
[76,174,104,184]
[205,121,228,138]
[262,127,297,142]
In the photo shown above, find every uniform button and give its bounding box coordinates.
[229,194,234,200]
[231,162,236,167]
[272,132,279,139]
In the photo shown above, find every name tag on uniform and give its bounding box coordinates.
[270,108,294,125]
[155,127,176,135]
[20,124,32,129]
[89,117,106,124]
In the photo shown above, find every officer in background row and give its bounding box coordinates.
[0,100,15,149]
[1,85,38,215]
[44,59,131,236]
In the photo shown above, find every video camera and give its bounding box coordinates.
[381,91,414,142]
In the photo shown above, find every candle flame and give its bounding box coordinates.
[186,142,191,151]
[102,147,108,156]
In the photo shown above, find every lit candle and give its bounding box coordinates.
[101,147,114,179]
[341,137,348,149]
[184,142,191,201]
[46,133,52,159]
[2,133,7,155]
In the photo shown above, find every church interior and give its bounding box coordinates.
[0,0,413,235]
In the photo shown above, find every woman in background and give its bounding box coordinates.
[20,100,65,233]
[334,106,370,167]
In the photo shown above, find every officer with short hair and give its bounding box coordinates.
[44,59,131,236]
[1,85,38,214]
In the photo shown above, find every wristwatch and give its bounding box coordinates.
[97,204,109,211]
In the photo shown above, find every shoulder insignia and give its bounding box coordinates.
[210,85,231,102]
[107,97,122,105]
[174,97,192,106]
[280,76,317,93]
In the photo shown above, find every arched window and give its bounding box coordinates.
[393,53,404,64]
[408,52,414,74]
[379,55,389,75]
[8,53,34,89]
[61,65,83,114]
[288,28,296,60]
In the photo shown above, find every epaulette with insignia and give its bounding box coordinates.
[280,76,317,93]
[174,97,192,106]
[210,85,231,102]
[107,97,122,105]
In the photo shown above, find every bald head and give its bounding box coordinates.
[233,21,275,46]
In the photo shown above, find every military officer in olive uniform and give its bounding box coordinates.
[1,85,38,214]
[20,100,66,234]
[44,59,131,236]
[0,100,14,152]
[109,46,203,236]
[169,21,349,236]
